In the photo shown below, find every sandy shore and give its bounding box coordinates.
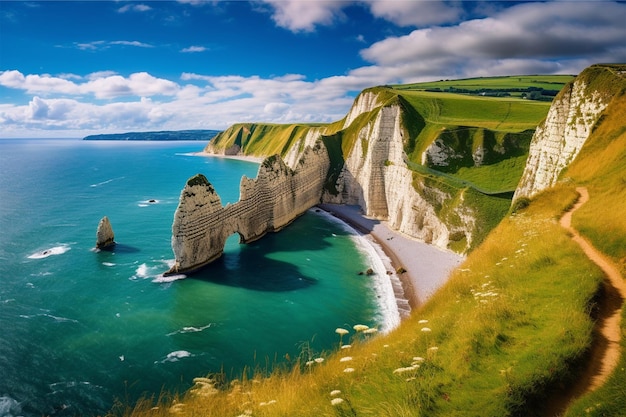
[193,151,265,164]
[318,204,464,309]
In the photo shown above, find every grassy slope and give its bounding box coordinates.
[119,69,625,417]
[560,67,626,417]
[119,187,603,417]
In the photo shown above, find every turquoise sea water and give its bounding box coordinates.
[0,139,395,416]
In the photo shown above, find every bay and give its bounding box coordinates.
[0,139,392,416]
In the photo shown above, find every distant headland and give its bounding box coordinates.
[83,129,221,141]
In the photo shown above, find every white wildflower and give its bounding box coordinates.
[335,328,349,335]
[340,356,353,362]
[314,357,324,363]
[418,319,428,324]
[343,367,355,373]
[412,356,425,363]
[353,324,369,332]
[421,327,432,333]
[364,328,378,334]
[341,344,352,349]
[330,390,341,397]
[331,398,344,406]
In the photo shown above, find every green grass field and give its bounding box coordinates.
[394,74,573,95]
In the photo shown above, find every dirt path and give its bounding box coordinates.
[548,187,626,415]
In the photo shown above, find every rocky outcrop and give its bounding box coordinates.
[96,216,115,249]
[514,68,613,200]
[166,141,330,275]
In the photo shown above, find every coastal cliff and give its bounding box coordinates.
[166,141,329,275]
[514,65,624,200]
[203,84,547,254]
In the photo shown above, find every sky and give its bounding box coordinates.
[1,1,625,138]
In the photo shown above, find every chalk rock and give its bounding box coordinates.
[324,99,475,252]
[96,216,115,249]
[514,70,611,200]
[166,141,330,275]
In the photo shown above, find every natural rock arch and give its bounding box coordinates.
[165,142,330,276]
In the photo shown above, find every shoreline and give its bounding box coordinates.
[192,151,265,164]
[318,204,464,310]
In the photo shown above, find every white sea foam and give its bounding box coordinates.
[310,209,403,333]
[102,262,115,267]
[90,176,124,187]
[156,350,192,363]
[0,396,21,416]
[152,274,186,283]
[134,263,150,278]
[167,323,213,336]
[28,245,71,259]
[138,199,160,207]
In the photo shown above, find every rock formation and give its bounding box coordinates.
[96,216,115,249]
[165,141,330,275]
[322,100,475,251]
[514,65,620,200]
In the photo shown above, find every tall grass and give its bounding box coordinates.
[557,65,626,416]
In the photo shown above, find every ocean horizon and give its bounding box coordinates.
[0,139,399,416]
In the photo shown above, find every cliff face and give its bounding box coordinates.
[514,66,619,200]
[167,142,329,275]
[323,100,474,250]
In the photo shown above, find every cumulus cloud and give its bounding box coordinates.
[260,0,347,32]
[0,70,179,99]
[366,0,463,27]
[359,1,626,81]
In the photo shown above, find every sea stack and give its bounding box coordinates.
[96,216,115,249]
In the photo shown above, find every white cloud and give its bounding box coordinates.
[365,0,463,27]
[260,0,347,32]
[359,1,626,82]
[181,46,208,53]
[110,40,153,48]
[0,70,179,99]
[73,40,153,51]
[117,4,152,13]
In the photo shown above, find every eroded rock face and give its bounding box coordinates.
[96,216,115,249]
[514,78,610,200]
[166,142,330,275]
[324,103,475,252]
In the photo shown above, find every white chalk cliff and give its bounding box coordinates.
[166,142,329,275]
[514,69,612,200]
[323,99,474,251]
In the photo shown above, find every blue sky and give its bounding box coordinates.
[1,1,625,138]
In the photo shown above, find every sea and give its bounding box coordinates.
[0,139,400,416]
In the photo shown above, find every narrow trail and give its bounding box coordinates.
[547,187,626,416]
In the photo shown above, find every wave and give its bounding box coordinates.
[311,209,403,334]
[166,323,213,336]
[27,245,71,259]
[156,350,193,364]
[90,176,125,187]
[0,396,21,417]
[19,313,79,323]
[152,274,186,283]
